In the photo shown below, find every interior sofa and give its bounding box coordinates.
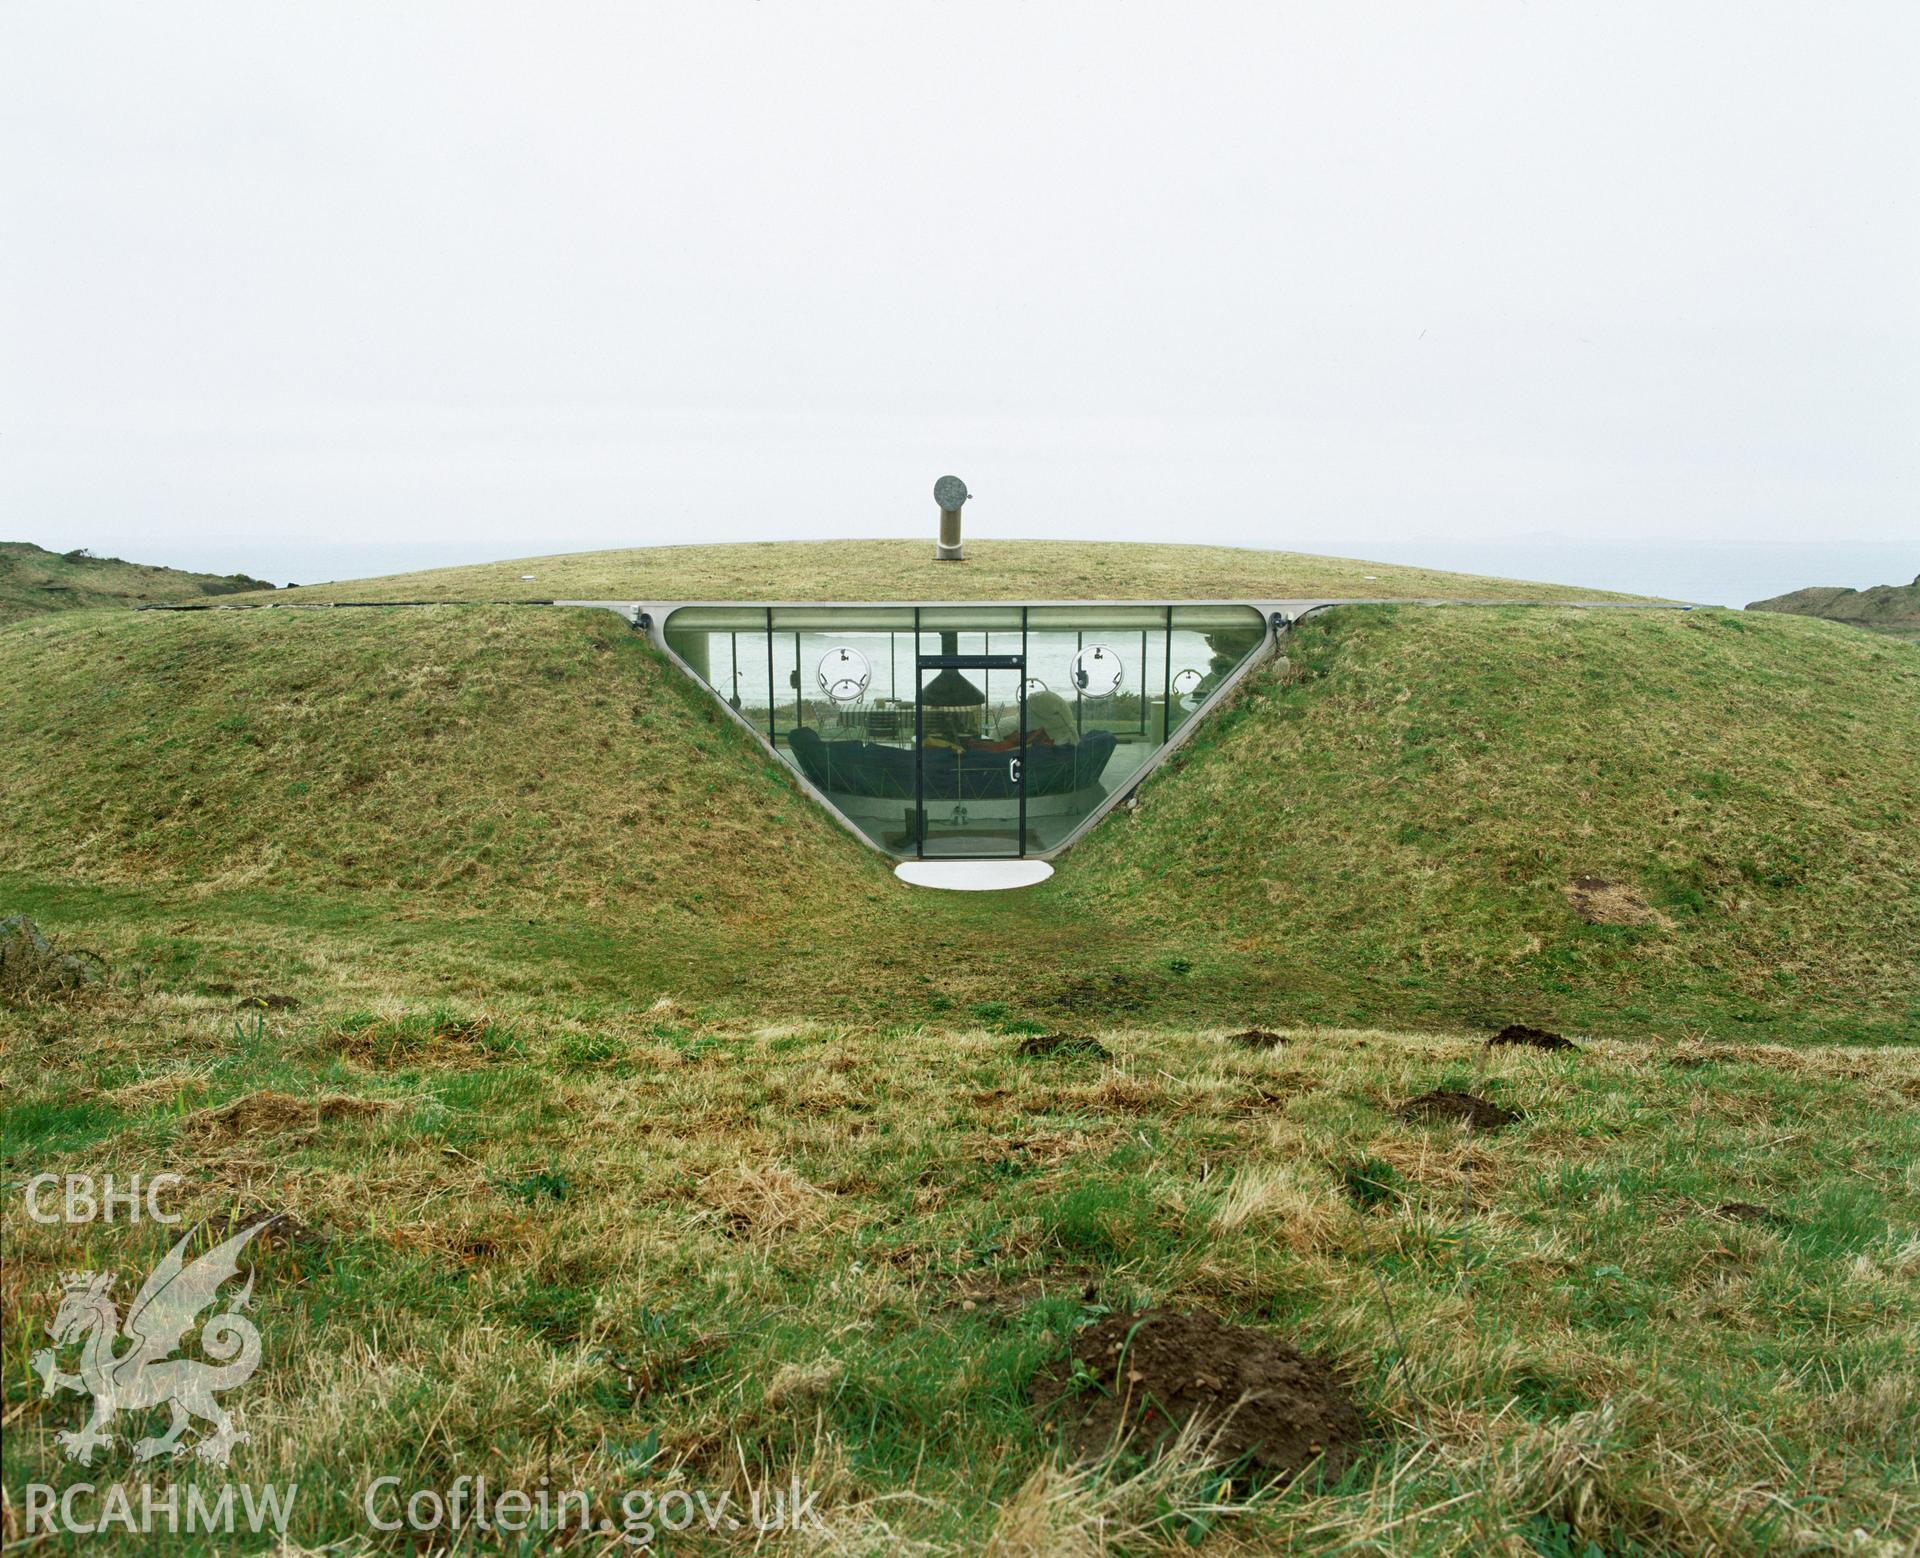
[787,727,1117,801]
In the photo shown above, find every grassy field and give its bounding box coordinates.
[0,542,276,623]
[217,538,1658,607]
[3,995,1916,1552]
[2,563,1916,1552]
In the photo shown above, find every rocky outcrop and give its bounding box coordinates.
[1747,575,1920,639]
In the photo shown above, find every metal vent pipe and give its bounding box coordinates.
[933,475,969,561]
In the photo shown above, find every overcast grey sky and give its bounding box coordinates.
[2,2,1915,589]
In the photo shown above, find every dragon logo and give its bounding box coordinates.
[30,1220,275,1468]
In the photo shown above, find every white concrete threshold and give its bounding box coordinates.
[894,860,1055,891]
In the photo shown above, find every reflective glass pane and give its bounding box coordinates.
[1167,606,1266,737]
[660,602,1268,859]
[916,659,1026,858]
[1020,624,1144,845]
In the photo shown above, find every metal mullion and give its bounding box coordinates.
[917,654,1023,670]
[913,607,924,858]
[1018,607,1028,859]
[1162,605,1173,744]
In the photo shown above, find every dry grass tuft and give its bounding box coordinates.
[703,1160,835,1237]
[1565,874,1673,928]
[764,1354,846,1410]
[984,1421,1281,1557]
[1210,1164,1345,1253]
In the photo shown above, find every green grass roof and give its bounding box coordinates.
[226,538,1659,606]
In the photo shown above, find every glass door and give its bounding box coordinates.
[915,653,1026,858]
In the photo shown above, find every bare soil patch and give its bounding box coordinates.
[1226,1028,1285,1051]
[1031,1309,1364,1482]
[1488,1023,1577,1052]
[1394,1090,1517,1131]
[235,992,301,1011]
[1016,1032,1111,1060]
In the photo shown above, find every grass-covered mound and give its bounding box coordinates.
[0,604,1171,1018]
[0,541,276,622]
[1066,606,1920,1044]
[221,537,1654,606]
[1,594,1912,1041]
[0,605,873,914]
[0,605,923,1006]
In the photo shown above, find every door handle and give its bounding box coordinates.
[1009,757,1022,784]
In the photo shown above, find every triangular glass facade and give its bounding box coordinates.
[661,603,1269,859]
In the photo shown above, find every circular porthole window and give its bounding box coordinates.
[1171,667,1204,700]
[1070,645,1124,698]
[816,646,872,706]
